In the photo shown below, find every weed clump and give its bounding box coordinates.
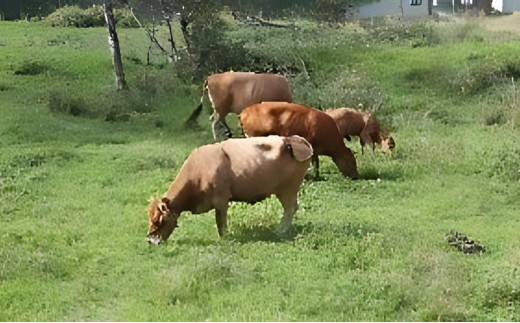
[48,91,88,116]
[14,60,48,76]
[481,147,520,182]
[47,69,176,121]
[479,269,520,313]
[45,5,104,28]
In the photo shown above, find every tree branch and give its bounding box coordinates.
[129,7,174,62]
[249,16,289,28]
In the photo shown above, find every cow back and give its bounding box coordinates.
[208,72,292,116]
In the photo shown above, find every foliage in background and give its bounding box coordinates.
[44,5,138,27]
[45,5,104,27]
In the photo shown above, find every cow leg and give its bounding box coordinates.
[215,206,229,237]
[212,119,226,141]
[211,113,232,141]
[360,137,369,155]
[277,193,298,235]
[360,132,375,155]
[220,119,233,139]
[312,155,320,180]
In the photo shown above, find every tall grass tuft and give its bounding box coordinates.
[14,60,49,76]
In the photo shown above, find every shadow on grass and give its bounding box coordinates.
[225,225,300,243]
[358,160,403,181]
[359,167,402,181]
[225,220,380,245]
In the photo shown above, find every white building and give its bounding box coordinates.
[502,0,520,12]
[359,0,430,17]
[359,0,518,17]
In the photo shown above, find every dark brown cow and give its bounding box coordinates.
[325,107,395,154]
[185,71,292,141]
[239,102,359,179]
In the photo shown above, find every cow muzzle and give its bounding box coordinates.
[146,235,163,245]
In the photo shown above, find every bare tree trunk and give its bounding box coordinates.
[180,17,191,54]
[165,17,178,62]
[129,7,175,63]
[428,0,433,15]
[104,0,127,91]
[159,0,178,62]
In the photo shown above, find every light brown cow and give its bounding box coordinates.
[239,102,359,179]
[325,107,395,154]
[146,135,313,244]
[185,71,293,141]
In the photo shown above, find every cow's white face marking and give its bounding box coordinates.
[146,235,162,245]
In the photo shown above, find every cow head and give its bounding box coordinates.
[146,197,178,245]
[380,133,395,154]
[334,148,359,180]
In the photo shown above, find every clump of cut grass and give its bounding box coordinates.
[445,231,486,254]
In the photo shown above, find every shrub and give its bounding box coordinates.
[44,5,138,28]
[45,5,104,28]
[186,18,252,80]
[451,54,503,96]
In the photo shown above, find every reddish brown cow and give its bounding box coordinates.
[185,71,292,141]
[240,102,359,179]
[325,107,395,154]
[146,135,313,244]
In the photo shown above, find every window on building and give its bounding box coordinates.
[410,0,422,5]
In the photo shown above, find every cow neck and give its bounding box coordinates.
[163,178,196,215]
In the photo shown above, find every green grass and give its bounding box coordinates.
[1,17,520,321]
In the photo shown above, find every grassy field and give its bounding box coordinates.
[1,15,520,321]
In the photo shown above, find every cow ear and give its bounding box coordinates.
[158,198,170,214]
[287,136,313,161]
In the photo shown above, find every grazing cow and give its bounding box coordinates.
[325,107,395,154]
[146,135,313,244]
[239,102,359,179]
[185,71,293,141]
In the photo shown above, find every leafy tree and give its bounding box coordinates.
[0,0,21,20]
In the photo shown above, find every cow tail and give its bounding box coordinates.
[184,79,208,127]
